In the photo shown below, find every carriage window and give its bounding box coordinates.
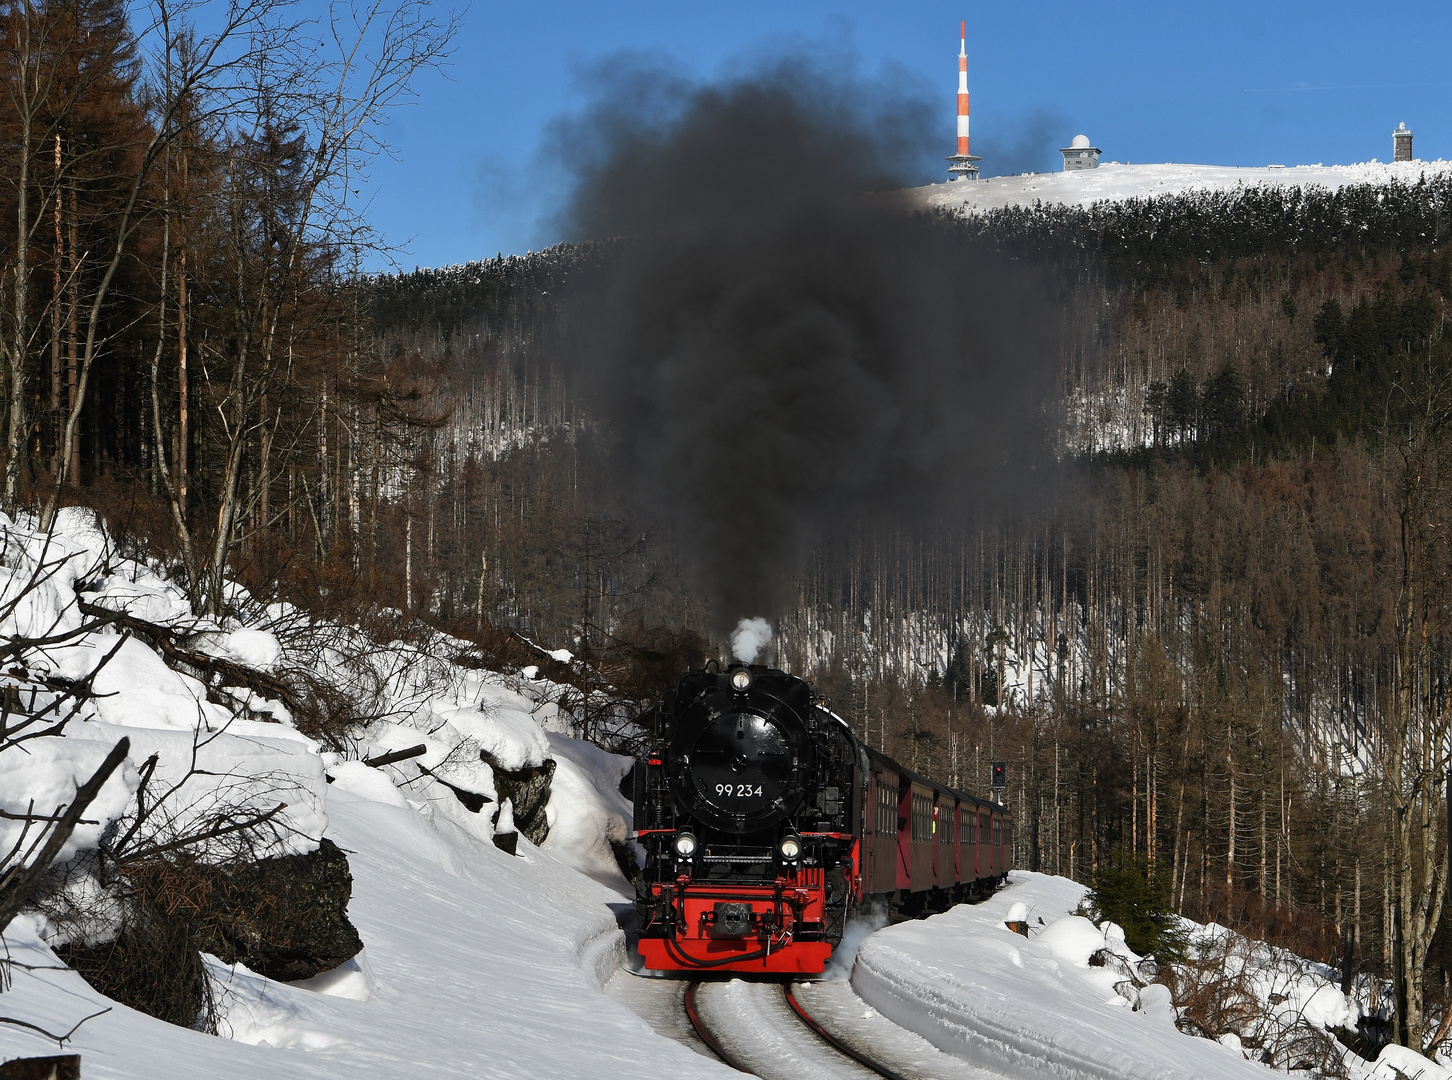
[875,779,897,837]
[912,793,932,843]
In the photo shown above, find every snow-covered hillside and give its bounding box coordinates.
[911,159,1452,216]
[0,508,697,1078]
[0,510,1440,1080]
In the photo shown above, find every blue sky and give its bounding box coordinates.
[361,0,1452,271]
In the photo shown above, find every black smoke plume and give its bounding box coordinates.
[556,54,1059,632]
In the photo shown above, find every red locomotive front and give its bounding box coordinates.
[635,863,843,973]
[632,664,863,974]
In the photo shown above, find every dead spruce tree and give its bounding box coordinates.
[173,0,456,616]
[1379,342,1452,1049]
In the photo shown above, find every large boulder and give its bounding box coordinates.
[197,837,363,981]
[54,838,362,1029]
[484,753,554,845]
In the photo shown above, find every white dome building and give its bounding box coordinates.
[1060,134,1102,171]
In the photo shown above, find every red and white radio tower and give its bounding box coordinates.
[946,20,980,181]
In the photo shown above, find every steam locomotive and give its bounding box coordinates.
[632,662,1011,974]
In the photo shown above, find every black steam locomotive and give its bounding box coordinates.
[632,662,1011,974]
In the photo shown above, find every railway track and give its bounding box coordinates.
[783,984,913,1080]
[684,980,904,1079]
[682,982,747,1071]
[681,978,1001,1080]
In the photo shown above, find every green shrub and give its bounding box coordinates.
[1080,852,1189,961]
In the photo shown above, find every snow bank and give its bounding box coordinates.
[1185,921,1362,1037]
[1,789,729,1079]
[0,734,138,867]
[192,628,284,672]
[1,509,722,1076]
[540,732,635,889]
[1371,1043,1452,1080]
[852,871,1276,1080]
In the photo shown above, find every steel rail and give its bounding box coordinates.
[783,983,915,1080]
[682,982,750,1073]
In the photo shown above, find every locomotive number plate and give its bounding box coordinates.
[715,783,765,798]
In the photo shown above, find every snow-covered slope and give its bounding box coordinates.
[911,159,1452,216]
[2,782,731,1078]
[4,511,1442,1080]
[854,873,1276,1080]
[0,508,717,1078]
[853,872,1451,1080]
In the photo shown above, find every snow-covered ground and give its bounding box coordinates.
[854,872,1443,1080]
[910,159,1452,216]
[2,789,730,1078]
[0,510,1442,1080]
[0,509,729,1079]
[855,873,1270,1080]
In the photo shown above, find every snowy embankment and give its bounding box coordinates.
[910,159,1452,216]
[853,872,1444,1080]
[8,509,1445,1080]
[3,786,731,1078]
[854,873,1272,1080]
[0,508,730,1078]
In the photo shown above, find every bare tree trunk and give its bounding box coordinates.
[50,133,62,461]
[259,390,272,531]
[318,376,330,552]
[177,244,188,526]
[4,58,33,510]
[1226,724,1236,893]
[65,180,78,482]
[476,549,487,630]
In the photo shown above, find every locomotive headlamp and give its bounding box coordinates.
[673,831,698,858]
[779,833,802,861]
[730,668,753,692]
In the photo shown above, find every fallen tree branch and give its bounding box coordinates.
[116,802,288,864]
[0,738,130,934]
[0,1006,111,1044]
[76,600,300,719]
[362,744,425,768]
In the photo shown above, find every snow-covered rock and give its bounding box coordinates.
[1370,1043,1452,1080]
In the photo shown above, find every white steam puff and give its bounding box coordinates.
[823,906,890,981]
[730,617,773,664]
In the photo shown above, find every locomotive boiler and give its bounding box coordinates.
[632,662,1012,975]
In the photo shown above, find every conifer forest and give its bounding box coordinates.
[6,0,1452,1049]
